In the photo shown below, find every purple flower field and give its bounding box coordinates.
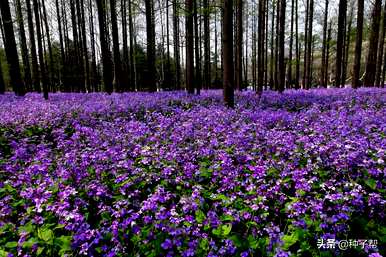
[0,89,385,257]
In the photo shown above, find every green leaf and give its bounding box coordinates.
[365,178,377,190]
[220,214,234,222]
[4,241,17,248]
[195,210,206,223]
[282,232,299,250]
[55,236,72,251]
[221,223,232,236]
[37,247,44,255]
[248,235,258,249]
[0,249,9,257]
[199,238,209,251]
[38,228,53,242]
[22,237,39,248]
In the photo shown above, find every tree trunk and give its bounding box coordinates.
[269,0,275,89]
[342,8,353,87]
[287,0,294,88]
[185,0,194,94]
[223,0,234,108]
[305,0,313,89]
[89,0,98,91]
[335,0,347,87]
[128,0,135,90]
[110,0,125,91]
[352,0,364,88]
[203,0,210,89]
[235,0,243,91]
[364,0,382,87]
[26,0,40,92]
[320,0,329,88]
[193,0,201,94]
[294,0,299,89]
[258,0,265,93]
[324,23,332,87]
[145,0,157,91]
[278,0,285,92]
[173,0,181,90]
[375,1,386,87]
[302,0,309,89]
[15,0,32,92]
[96,0,113,93]
[41,0,54,91]
[0,0,25,96]
[121,0,129,90]
[32,0,48,98]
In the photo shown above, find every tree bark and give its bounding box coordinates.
[223,0,234,107]
[173,0,181,90]
[96,0,113,93]
[110,0,125,91]
[0,0,25,96]
[287,0,294,88]
[185,0,194,94]
[320,0,329,87]
[278,0,285,92]
[145,0,157,91]
[352,0,364,88]
[375,1,386,87]
[235,0,243,91]
[193,0,201,94]
[258,0,265,93]
[364,0,382,86]
[15,0,32,92]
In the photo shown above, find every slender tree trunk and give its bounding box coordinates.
[287,0,294,88]
[223,0,234,107]
[128,0,135,91]
[294,0,299,89]
[258,0,265,93]
[110,0,125,91]
[121,0,129,90]
[264,0,269,88]
[15,0,32,92]
[375,1,386,87]
[305,0,313,89]
[89,0,97,91]
[269,0,275,89]
[335,0,347,87]
[185,0,194,94]
[41,0,54,91]
[96,0,113,93]
[235,0,243,91]
[278,0,285,92]
[274,0,280,90]
[302,0,309,89]
[352,0,364,88]
[320,0,329,87]
[0,56,4,94]
[32,0,48,98]
[79,0,90,91]
[324,23,332,87]
[364,0,382,86]
[214,8,219,87]
[26,0,40,92]
[173,0,181,90]
[193,0,201,94]
[202,0,210,89]
[252,5,256,90]
[145,0,157,91]
[55,0,65,91]
[342,8,353,87]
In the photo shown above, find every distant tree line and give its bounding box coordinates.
[0,0,385,106]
